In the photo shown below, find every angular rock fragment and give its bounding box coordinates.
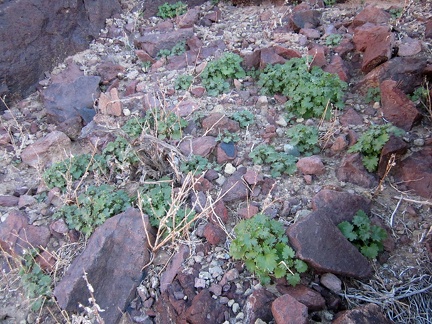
[272,294,308,324]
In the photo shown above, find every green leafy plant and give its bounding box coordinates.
[338,210,387,259]
[232,110,255,128]
[175,74,194,90]
[365,87,381,104]
[157,49,172,59]
[54,184,131,238]
[139,179,195,237]
[180,155,213,174]
[323,0,336,6]
[216,129,240,143]
[410,86,429,103]
[286,124,320,155]
[19,248,52,311]
[230,213,308,285]
[144,108,188,140]
[122,117,147,139]
[347,123,404,172]
[200,52,246,96]
[325,34,342,47]
[250,144,297,177]
[389,7,403,19]
[156,41,187,59]
[258,57,347,119]
[157,1,187,19]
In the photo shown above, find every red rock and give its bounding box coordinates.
[50,218,69,237]
[203,223,226,245]
[201,112,240,136]
[18,194,36,208]
[190,86,206,97]
[208,199,229,224]
[204,7,221,22]
[21,131,72,168]
[171,100,198,117]
[221,168,249,203]
[96,61,125,83]
[340,108,363,126]
[300,28,320,39]
[272,294,308,324]
[242,49,261,70]
[243,169,264,185]
[98,87,122,117]
[426,19,432,39]
[356,57,426,95]
[308,44,327,68]
[287,211,372,278]
[333,303,393,324]
[353,24,394,73]
[380,79,422,131]
[336,153,378,188]
[179,136,217,157]
[134,28,194,57]
[0,195,19,207]
[183,289,228,323]
[320,273,342,293]
[259,47,286,69]
[35,250,56,272]
[0,210,51,257]
[57,116,83,141]
[216,142,237,164]
[334,38,355,57]
[377,135,408,178]
[330,135,348,153]
[54,209,154,324]
[397,37,422,57]
[135,49,155,63]
[274,46,302,59]
[238,205,259,219]
[177,8,199,28]
[311,189,372,225]
[276,284,325,311]
[244,288,276,323]
[296,155,325,175]
[393,146,432,199]
[159,245,189,293]
[324,55,349,82]
[351,4,391,28]
[290,8,321,31]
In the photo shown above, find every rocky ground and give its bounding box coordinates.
[1,0,432,323]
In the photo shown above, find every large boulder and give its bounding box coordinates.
[0,0,122,109]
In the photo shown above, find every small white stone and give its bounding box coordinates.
[275,115,287,127]
[232,302,240,313]
[224,163,236,175]
[123,108,131,116]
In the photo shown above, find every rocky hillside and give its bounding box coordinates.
[1,0,432,323]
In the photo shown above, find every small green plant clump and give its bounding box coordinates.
[216,129,240,143]
[258,57,347,119]
[230,213,308,285]
[286,124,320,155]
[139,179,195,237]
[232,110,255,128]
[347,123,404,172]
[338,210,388,259]
[200,52,246,96]
[365,87,381,104]
[19,248,52,311]
[409,86,429,103]
[180,155,213,174]
[325,34,342,47]
[157,1,187,19]
[250,144,297,178]
[54,184,131,238]
[157,40,187,59]
[175,74,194,90]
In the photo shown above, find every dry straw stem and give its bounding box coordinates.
[340,272,432,323]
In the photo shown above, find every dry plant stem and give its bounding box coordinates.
[392,196,432,206]
[79,271,105,324]
[374,153,396,196]
[390,195,403,228]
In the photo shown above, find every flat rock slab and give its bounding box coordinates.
[287,211,372,278]
[54,208,154,324]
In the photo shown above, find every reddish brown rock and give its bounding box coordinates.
[98,88,122,117]
[203,223,226,245]
[356,57,426,95]
[296,156,325,175]
[159,245,190,293]
[21,131,72,168]
[171,100,198,117]
[335,38,355,58]
[179,136,217,157]
[320,273,342,293]
[287,211,372,278]
[54,209,154,324]
[380,79,422,131]
[177,8,200,28]
[300,28,320,39]
[201,113,240,136]
[135,28,194,57]
[312,189,371,225]
[0,210,50,257]
[242,49,261,70]
[308,44,327,68]
[276,284,325,311]
[330,135,348,153]
[35,250,56,272]
[324,55,349,82]
[190,86,206,97]
[244,288,276,323]
[377,135,408,178]
[243,169,264,185]
[183,289,228,323]
[96,62,125,84]
[337,153,378,188]
[393,146,432,199]
[208,199,229,224]
[216,142,237,164]
[351,5,391,28]
[135,49,155,64]
[274,46,302,60]
[272,294,308,324]
[221,168,249,202]
[238,205,259,219]
[0,195,19,207]
[397,37,422,57]
[340,108,363,126]
[353,24,394,73]
[259,47,286,69]
[333,303,393,324]
[426,19,432,39]
[290,8,321,31]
